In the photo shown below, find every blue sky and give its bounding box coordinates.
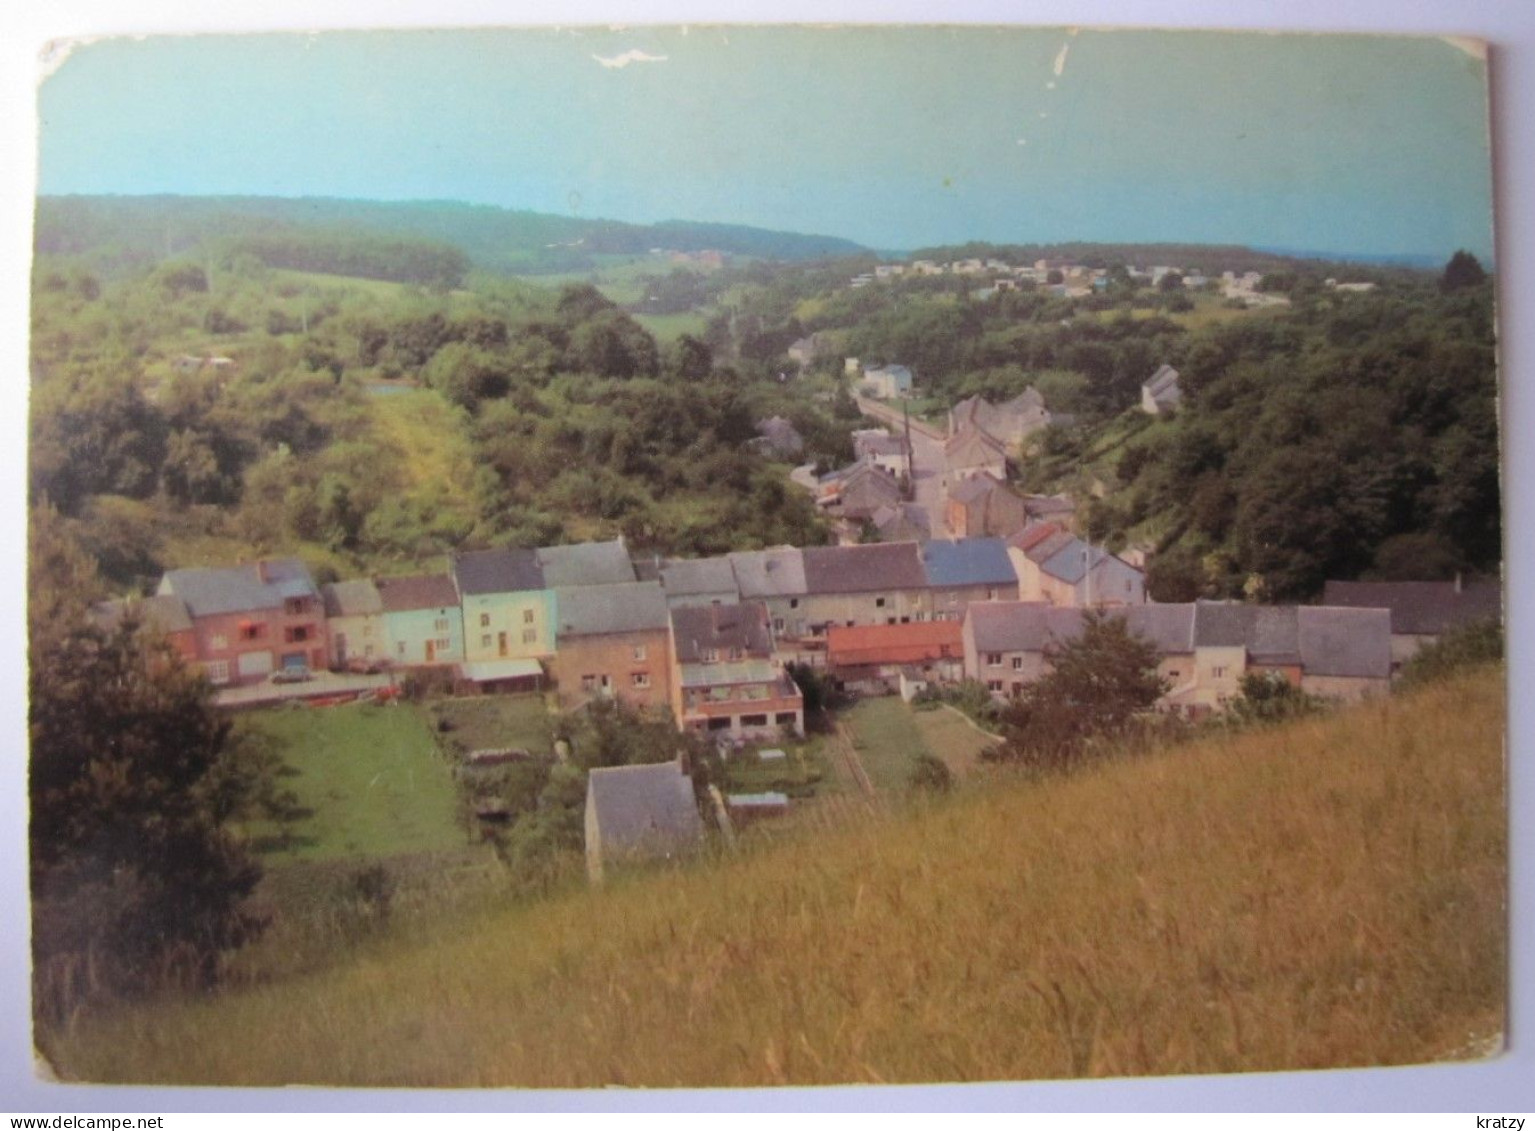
[37,25,1495,260]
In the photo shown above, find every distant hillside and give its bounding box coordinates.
[33,195,870,277]
[46,672,1504,1087]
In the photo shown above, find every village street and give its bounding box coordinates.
[855,394,952,537]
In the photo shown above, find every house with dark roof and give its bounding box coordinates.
[816,461,903,521]
[585,760,704,883]
[658,556,741,609]
[728,548,810,644]
[826,620,964,694]
[668,602,803,739]
[852,428,912,479]
[921,538,1021,620]
[946,388,1053,448]
[1321,578,1502,670]
[799,542,931,638]
[158,559,326,685]
[943,427,1008,483]
[450,548,553,664]
[376,573,465,668]
[1141,364,1182,415]
[871,502,932,544]
[548,581,672,711]
[1007,525,1145,608]
[946,473,1029,538]
[962,600,1391,709]
[537,539,637,589]
[321,578,386,670]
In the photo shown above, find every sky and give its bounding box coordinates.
[35,25,1495,261]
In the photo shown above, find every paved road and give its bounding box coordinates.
[214,670,394,710]
[856,396,952,537]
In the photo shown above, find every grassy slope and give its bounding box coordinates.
[51,672,1505,1087]
[236,702,464,863]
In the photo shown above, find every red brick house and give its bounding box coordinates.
[158,559,327,685]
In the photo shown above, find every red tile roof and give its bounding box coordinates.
[826,620,964,667]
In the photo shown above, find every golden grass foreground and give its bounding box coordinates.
[43,671,1506,1088]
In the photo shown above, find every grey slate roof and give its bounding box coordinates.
[670,601,774,663]
[376,573,461,613]
[1297,607,1392,679]
[1144,364,1181,398]
[966,602,1083,653]
[921,538,1017,588]
[1320,578,1502,637]
[159,559,318,618]
[873,503,931,542]
[801,542,927,595]
[1121,604,1197,653]
[321,579,383,618]
[586,760,703,858]
[949,474,1004,506]
[659,557,740,602]
[90,594,194,636]
[1038,540,1115,585]
[537,540,637,588]
[1193,603,1299,660]
[451,548,544,597]
[555,581,669,637]
[728,548,808,600]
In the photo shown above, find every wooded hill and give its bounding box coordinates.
[34,195,871,279]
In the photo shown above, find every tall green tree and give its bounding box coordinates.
[987,611,1168,771]
[1439,250,1488,292]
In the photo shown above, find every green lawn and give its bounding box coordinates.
[843,697,933,792]
[910,705,1000,778]
[424,695,554,761]
[633,310,710,342]
[236,702,464,863]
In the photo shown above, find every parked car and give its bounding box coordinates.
[270,665,313,684]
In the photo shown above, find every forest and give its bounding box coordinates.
[29,195,1501,608]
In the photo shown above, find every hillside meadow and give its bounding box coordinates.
[41,671,1505,1088]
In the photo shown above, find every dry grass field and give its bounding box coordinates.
[42,670,1505,1088]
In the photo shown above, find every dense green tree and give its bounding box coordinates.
[1440,250,1488,292]
[987,611,1168,770]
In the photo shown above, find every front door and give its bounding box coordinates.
[498,631,509,657]
[425,639,435,663]
[335,632,348,664]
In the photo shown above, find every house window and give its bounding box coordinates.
[875,597,887,608]
[773,618,784,632]
[481,634,492,648]
[987,680,1003,693]
[632,645,648,662]
[741,714,769,728]
[522,629,538,645]
[728,647,742,662]
[434,617,450,633]
[284,598,307,616]
[632,672,651,689]
[1012,657,1023,671]
[210,634,227,650]
[581,674,597,692]
[436,637,452,652]
[703,648,720,663]
[284,626,310,644]
[1168,669,1181,680]
[522,609,535,624]
[789,598,799,609]
[204,659,230,684]
[480,613,490,628]
[239,623,264,642]
[1212,665,1228,679]
[986,653,1003,667]
[775,712,798,726]
[886,617,897,626]
[987,588,997,600]
[915,612,928,622]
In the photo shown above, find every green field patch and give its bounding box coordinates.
[910,704,1000,778]
[722,736,838,800]
[843,696,935,792]
[237,702,464,863]
[425,695,555,761]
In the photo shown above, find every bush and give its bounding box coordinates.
[1398,619,1503,688]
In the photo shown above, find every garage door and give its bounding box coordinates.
[237,651,273,678]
